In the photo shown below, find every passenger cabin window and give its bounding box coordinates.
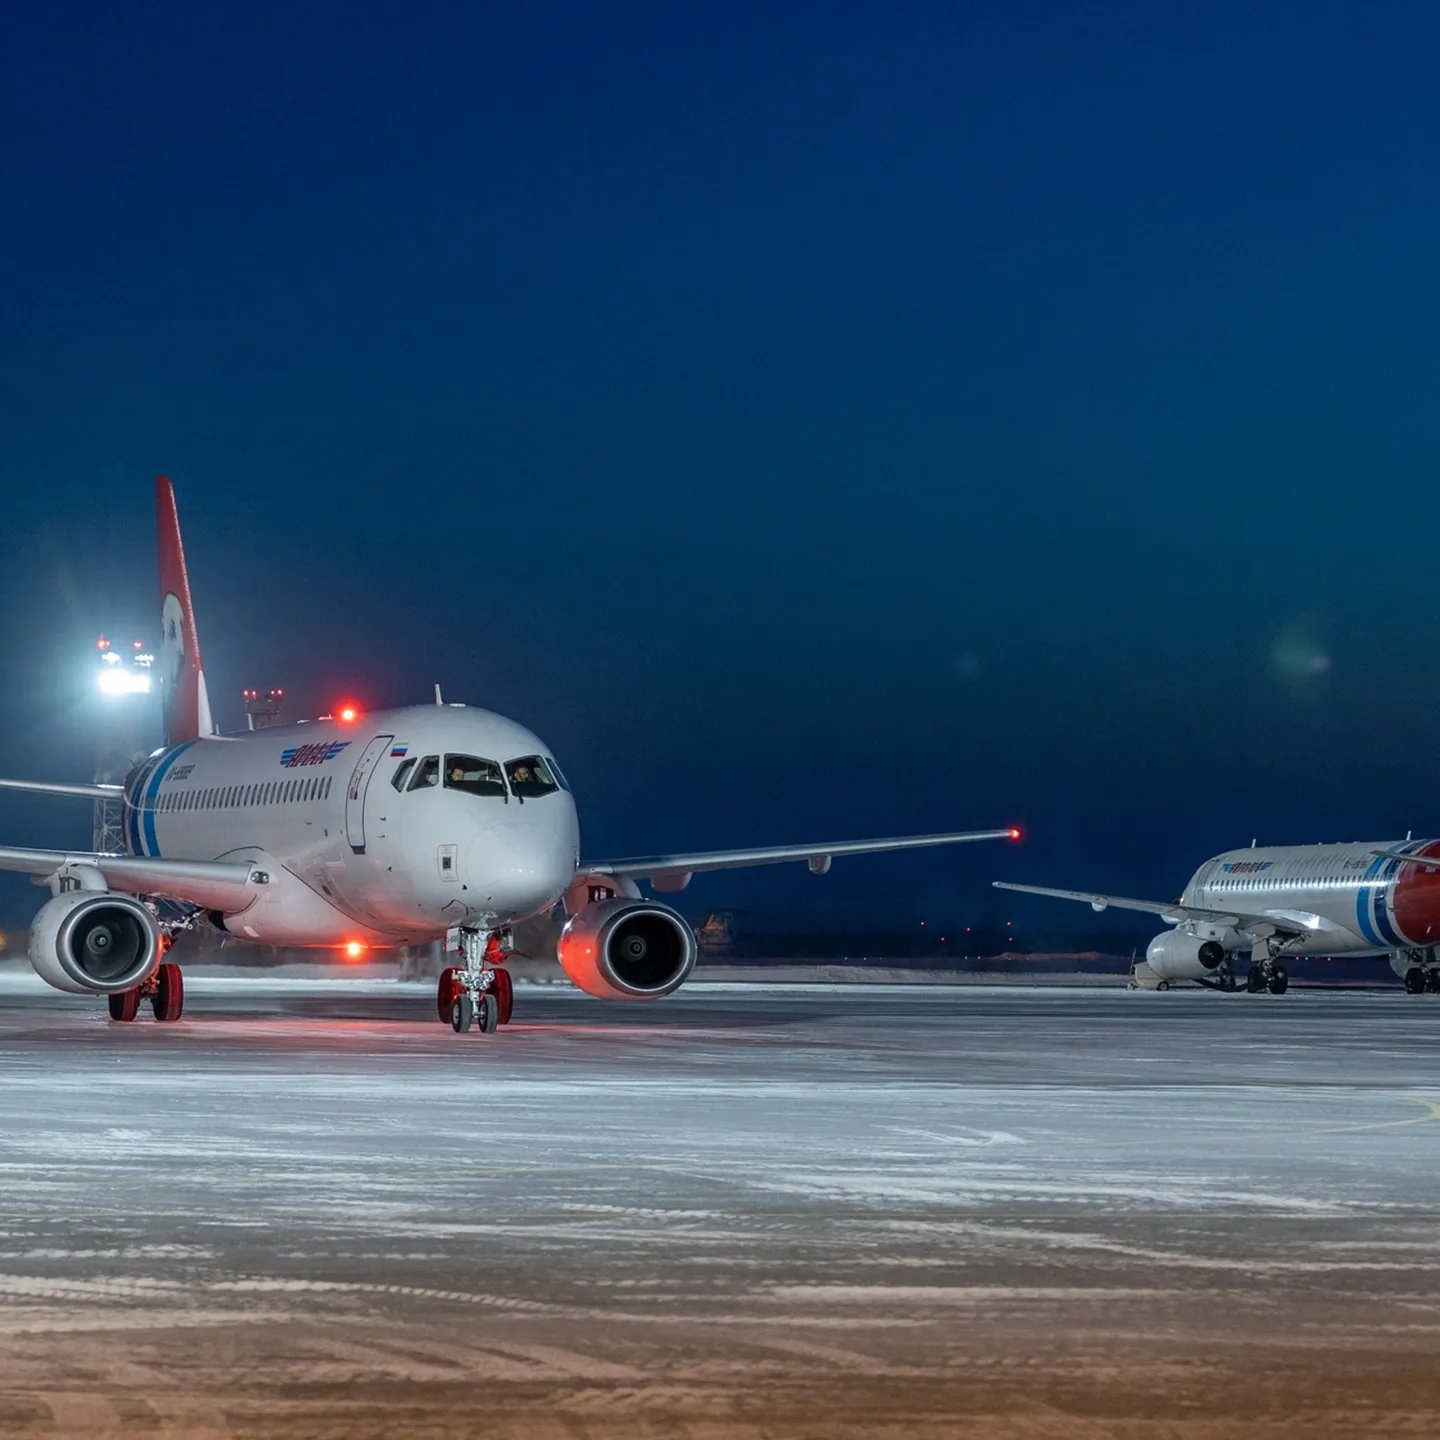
[444,755,507,797]
[409,756,440,791]
[392,757,417,791]
[506,755,560,799]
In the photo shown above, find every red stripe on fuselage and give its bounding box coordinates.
[1389,841,1440,945]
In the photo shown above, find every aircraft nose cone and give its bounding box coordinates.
[466,805,575,918]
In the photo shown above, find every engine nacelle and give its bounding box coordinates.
[557,899,697,1000]
[1146,928,1229,981]
[28,892,163,995]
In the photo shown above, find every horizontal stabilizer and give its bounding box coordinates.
[0,778,123,800]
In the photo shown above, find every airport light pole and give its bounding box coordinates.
[92,637,157,853]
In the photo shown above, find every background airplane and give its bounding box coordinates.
[0,478,1018,1033]
[997,841,1440,994]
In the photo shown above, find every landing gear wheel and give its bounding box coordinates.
[1405,967,1427,995]
[451,995,474,1032]
[1218,971,1237,993]
[1155,980,1171,991]
[478,993,499,1034]
[437,966,463,1022]
[151,962,184,1022]
[1427,970,1440,995]
[1267,968,1289,996]
[492,967,513,1026]
[1246,967,1265,993]
[108,989,140,1022]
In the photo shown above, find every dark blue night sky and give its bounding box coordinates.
[3,1,1440,936]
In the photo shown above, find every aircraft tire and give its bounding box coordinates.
[108,989,141,1022]
[451,995,473,1033]
[478,993,499,1035]
[1427,970,1440,994]
[1245,968,1265,993]
[1267,969,1289,996]
[151,963,184,1022]
[437,967,463,1022]
[1155,980,1171,991]
[493,968,513,1026]
[1405,967,1427,995]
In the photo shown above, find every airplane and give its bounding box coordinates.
[0,478,1019,1034]
[996,840,1440,995]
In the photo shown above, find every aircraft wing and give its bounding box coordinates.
[0,847,263,911]
[1373,848,1440,870]
[589,829,1018,891]
[992,880,1311,936]
[0,778,123,800]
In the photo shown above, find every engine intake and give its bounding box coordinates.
[1146,928,1230,981]
[28,892,162,995]
[557,899,697,1000]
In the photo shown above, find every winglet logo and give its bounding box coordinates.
[280,741,351,768]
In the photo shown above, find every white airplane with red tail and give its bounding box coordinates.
[0,479,1017,1033]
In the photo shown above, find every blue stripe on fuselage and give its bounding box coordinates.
[1355,854,1389,947]
[140,741,196,858]
[124,755,160,855]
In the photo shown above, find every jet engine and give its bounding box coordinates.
[557,898,697,1000]
[1146,928,1230,981]
[27,892,163,995]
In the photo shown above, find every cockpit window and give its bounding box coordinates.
[444,754,507,797]
[546,757,571,791]
[391,757,417,791]
[408,755,440,791]
[505,755,560,799]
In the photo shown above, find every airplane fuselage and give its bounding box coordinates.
[1182,841,1440,956]
[120,704,580,947]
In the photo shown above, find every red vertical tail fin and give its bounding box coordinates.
[156,476,214,745]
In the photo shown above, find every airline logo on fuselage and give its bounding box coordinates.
[1222,861,1273,874]
[280,741,351,768]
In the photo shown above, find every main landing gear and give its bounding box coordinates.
[1244,945,1289,995]
[1395,948,1440,995]
[437,929,514,1037]
[107,961,184,1023]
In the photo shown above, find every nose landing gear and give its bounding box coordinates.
[438,929,514,1036]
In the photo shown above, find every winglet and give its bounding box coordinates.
[156,476,214,745]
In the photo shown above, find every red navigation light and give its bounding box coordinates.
[344,940,366,961]
[96,636,110,652]
[1008,827,1022,841]
[338,704,359,723]
[132,640,143,650]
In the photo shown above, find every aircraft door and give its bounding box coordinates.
[345,734,395,854]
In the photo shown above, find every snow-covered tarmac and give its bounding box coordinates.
[0,976,1436,1436]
